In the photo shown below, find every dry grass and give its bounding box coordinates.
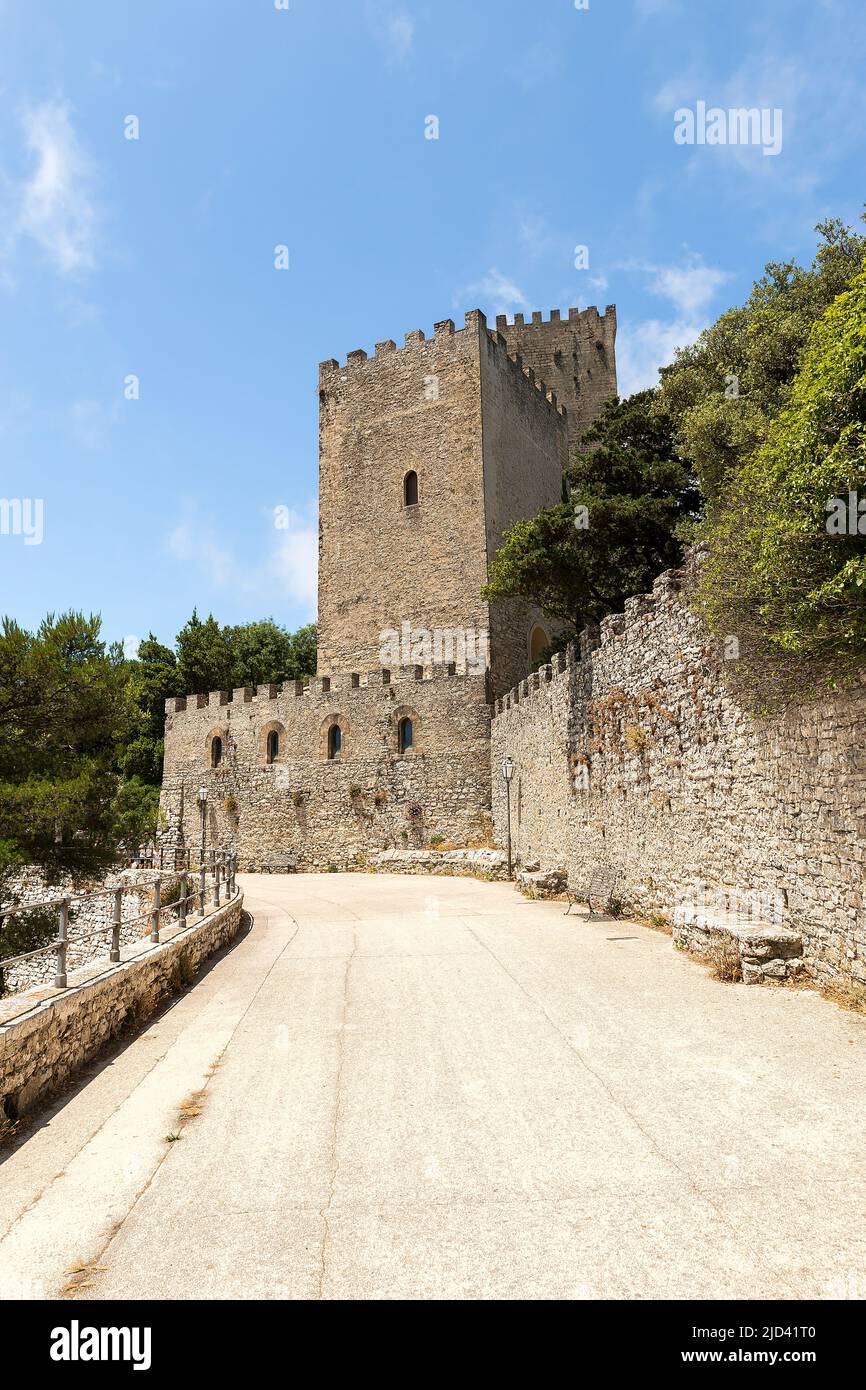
[61,1259,107,1297]
[623,724,650,754]
[704,932,743,983]
[819,979,866,1016]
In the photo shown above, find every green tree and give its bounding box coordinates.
[225,619,317,687]
[695,258,866,700]
[118,635,180,785]
[175,610,234,695]
[483,391,700,644]
[657,216,866,510]
[0,612,147,896]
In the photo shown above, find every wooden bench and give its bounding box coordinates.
[565,865,618,918]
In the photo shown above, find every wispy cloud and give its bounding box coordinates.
[166,501,318,618]
[16,100,99,272]
[616,254,733,395]
[366,3,414,65]
[455,268,528,316]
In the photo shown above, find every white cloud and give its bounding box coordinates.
[366,3,414,64]
[16,100,99,272]
[165,501,318,619]
[617,316,701,396]
[616,254,733,395]
[269,506,318,613]
[455,268,528,316]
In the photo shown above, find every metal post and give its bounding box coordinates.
[179,870,187,929]
[55,898,69,989]
[150,877,161,943]
[159,846,164,871]
[110,887,122,963]
[214,853,222,907]
[505,781,513,879]
[199,859,206,917]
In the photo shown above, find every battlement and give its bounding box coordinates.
[494,304,617,337]
[492,566,685,717]
[486,329,567,417]
[318,307,567,417]
[319,309,488,381]
[165,661,486,718]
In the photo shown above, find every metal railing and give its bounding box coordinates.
[0,849,238,992]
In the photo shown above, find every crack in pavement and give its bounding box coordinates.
[316,926,358,1300]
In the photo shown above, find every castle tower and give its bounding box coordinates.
[496,306,618,461]
[317,306,617,700]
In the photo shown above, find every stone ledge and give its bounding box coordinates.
[371,847,508,879]
[673,915,804,984]
[0,894,244,1120]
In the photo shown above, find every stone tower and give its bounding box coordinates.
[160,302,617,870]
[496,305,618,460]
[316,308,599,701]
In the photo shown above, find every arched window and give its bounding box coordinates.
[403,470,419,506]
[328,724,342,760]
[398,717,413,754]
[211,735,223,768]
[266,730,279,764]
[529,624,550,666]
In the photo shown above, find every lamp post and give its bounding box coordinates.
[198,789,209,917]
[501,757,514,879]
[197,785,208,865]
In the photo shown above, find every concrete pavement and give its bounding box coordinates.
[1,872,865,1300]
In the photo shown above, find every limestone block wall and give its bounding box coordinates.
[160,666,492,869]
[491,567,866,989]
[0,894,243,1120]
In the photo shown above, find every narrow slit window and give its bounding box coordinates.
[211,736,223,768]
[398,717,413,754]
[403,470,419,506]
[266,730,279,764]
[328,724,342,759]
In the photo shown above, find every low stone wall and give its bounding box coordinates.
[1,868,181,995]
[491,565,866,991]
[370,847,507,878]
[0,893,243,1121]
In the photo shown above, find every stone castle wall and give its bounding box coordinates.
[160,666,492,869]
[491,566,866,990]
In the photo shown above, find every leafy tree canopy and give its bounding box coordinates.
[695,257,866,699]
[0,612,151,893]
[656,215,866,509]
[482,390,700,645]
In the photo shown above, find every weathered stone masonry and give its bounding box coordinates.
[161,303,618,868]
[491,566,866,990]
[160,666,492,869]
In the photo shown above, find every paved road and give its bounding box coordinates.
[1,873,865,1300]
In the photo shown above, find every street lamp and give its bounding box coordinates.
[501,757,515,879]
[197,785,208,865]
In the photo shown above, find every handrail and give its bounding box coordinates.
[0,849,239,990]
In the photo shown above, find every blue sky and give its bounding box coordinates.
[1,0,864,652]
